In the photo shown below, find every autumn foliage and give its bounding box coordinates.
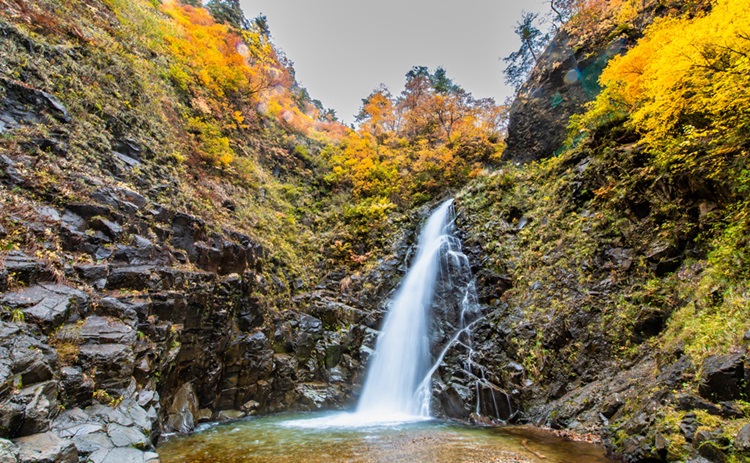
[326,67,505,206]
[158,1,344,168]
[575,0,750,186]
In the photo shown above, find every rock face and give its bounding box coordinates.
[0,175,409,461]
[502,2,669,164]
[503,30,626,164]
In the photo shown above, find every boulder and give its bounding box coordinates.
[14,432,76,463]
[698,352,746,402]
[59,367,94,408]
[165,383,198,434]
[78,344,135,392]
[0,438,18,463]
[735,424,750,451]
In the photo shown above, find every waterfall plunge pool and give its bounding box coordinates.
[156,412,619,463]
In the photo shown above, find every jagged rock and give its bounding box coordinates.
[96,298,144,328]
[105,266,154,291]
[0,284,88,334]
[14,432,76,463]
[476,382,514,421]
[681,413,699,442]
[78,344,134,392]
[0,252,55,286]
[736,424,750,451]
[112,236,157,266]
[7,332,58,387]
[89,217,122,240]
[59,367,93,409]
[694,431,727,462]
[73,264,108,290]
[0,438,18,463]
[79,316,137,345]
[503,29,628,163]
[17,381,59,436]
[698,352,746,402]
[165,383,198,434]
[0,76,71,134]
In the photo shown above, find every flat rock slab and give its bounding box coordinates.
[80,316,136,345]
[87,447,158,463]
[14,432,76,463]
[1,284,88,334]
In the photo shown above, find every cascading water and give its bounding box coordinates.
[287,198,479,428]
[355,198,456,420]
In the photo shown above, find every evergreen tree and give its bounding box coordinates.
[205,0,249,29]
[502,12,549,91]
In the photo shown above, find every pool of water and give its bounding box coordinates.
[157,412,619,463]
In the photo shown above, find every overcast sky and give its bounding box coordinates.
[239,0,550,123]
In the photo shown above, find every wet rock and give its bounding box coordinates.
[698,352,745,402]
[195,409,213,423]
[476,382,514,421]
[78,344,134,392]
[112,236,157,266]
[59,367,93,408]
[7,332,58,387]
[0,284,88,334]
[216,410,245,421]
[0,438,18,463]
[14,432,76,463]
[96,298,144,328]
[165,383,198,434]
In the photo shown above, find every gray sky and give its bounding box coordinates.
[239,0,550,123]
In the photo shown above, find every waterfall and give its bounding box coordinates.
[286,198,478,428]
[355,198,456,420]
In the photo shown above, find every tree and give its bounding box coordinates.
[502,12,549,90]
[205,0,250,30]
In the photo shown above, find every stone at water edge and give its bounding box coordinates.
[14,432,76,463]
[0,439,19,463]
[736,424,750,451]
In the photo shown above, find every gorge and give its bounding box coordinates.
[1,0,750,462]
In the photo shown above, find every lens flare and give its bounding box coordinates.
[564,68,580,85]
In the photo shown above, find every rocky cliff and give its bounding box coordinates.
[2,0,749,463]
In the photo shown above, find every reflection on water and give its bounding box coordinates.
[157,412,619,463]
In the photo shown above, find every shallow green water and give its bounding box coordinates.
[157,412,619,463]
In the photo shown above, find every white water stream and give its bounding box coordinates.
[287,198,478,428]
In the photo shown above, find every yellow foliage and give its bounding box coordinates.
[579,0,750,175]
